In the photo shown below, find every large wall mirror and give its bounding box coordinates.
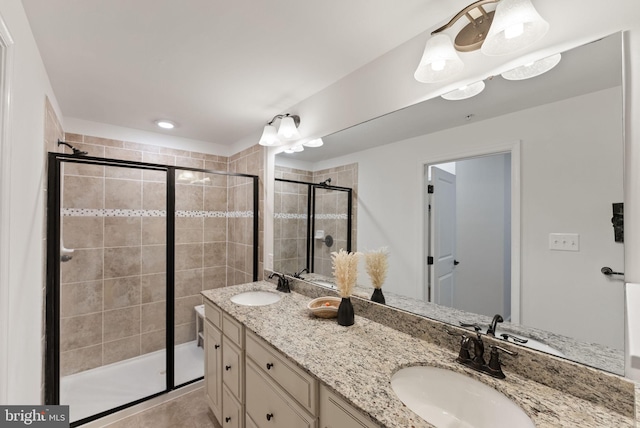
[272,32,624,375]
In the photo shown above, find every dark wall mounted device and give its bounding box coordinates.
[612,203,623,243]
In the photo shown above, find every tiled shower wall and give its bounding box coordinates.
[274,167,313,275]
[273,163,357,277]
[56,133,263,376]
[228,145,265,285]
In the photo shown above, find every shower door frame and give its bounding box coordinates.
[310,183,352,272]
[274,178,352,274]
[45,152,259,425]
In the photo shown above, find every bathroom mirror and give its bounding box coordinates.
[273,33,625,374]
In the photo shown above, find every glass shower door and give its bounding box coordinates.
[56,158,168,425]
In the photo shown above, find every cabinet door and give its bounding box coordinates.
[246,330,317,414]
[319,385,379,428]
[245,359,316,428]
[222,385,244,428]
[223,335,244,401]
[205,319,223,421]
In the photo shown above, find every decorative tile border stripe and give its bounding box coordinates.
[315,213,348,220]
[275,213,308,220]
[62,208,253,218]
[274,213,348,220]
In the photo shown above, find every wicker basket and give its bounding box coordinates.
[307,296,341,319]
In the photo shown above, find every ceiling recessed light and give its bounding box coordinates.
[155,120,176,129]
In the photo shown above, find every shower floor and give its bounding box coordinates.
[61,340,204,423]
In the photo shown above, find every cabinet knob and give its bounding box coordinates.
[266,362,274,370]
[225,365,231,371]
[214,344,220,349]
[225,416,231,423]
[266,413,274,421]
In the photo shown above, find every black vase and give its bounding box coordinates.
[337,297,354,326]
[371,288,386,304]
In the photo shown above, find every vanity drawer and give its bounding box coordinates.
[222,384,244,428]
[223,312,244,347]
[222,335,244,401]
[246,330,317,414]
[205,300,222,329]
[246,359,316,428]
[319,385,379,428]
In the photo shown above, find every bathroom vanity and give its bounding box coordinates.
[203,280,637,427]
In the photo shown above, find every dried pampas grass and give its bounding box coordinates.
[331,249,360,298]
[365,247,388,289]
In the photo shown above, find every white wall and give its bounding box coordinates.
[308,87,623,349]
[0,0,63,404]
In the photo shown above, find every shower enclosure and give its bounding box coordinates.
[45,152,258,426]
[273,178,352,276]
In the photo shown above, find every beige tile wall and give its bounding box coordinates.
[273,164,358,277]
[228,144,265,285]
[57,133,263,376]
[274,167,313,274]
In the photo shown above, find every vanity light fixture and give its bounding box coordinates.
[303,138,324,148]
[283,144,305,154]
[441,81,486,100]
[414,0,549,83]
[501,53,561,80]
[258,113,301,146]
[155,120,176,129]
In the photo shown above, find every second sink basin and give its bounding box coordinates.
[230,291,283,306]
[391,366,535,428]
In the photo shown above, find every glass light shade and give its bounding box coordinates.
[277,115,301,140]
[414,34,464,83]
[258,124,280,146]
[303,138,324,148]
[283,147,295,154]
[291,144,304,152]
[501,53,561,80]
[441,81,486,101]
[481,0,549,56]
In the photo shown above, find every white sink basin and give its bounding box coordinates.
[230,291,283,306]
[391,366,535,428]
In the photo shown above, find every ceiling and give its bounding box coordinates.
[22,0,451,145]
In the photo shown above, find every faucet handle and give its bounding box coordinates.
[459,321,482,332]
[491,345,518,356]
[500,333,528,344]
[486,345,517,379]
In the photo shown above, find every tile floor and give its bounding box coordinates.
[103,388,219,428]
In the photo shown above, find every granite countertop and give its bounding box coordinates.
[202,281,634,428]
[301,273,624,375]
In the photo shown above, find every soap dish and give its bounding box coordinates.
[307,296,341,318]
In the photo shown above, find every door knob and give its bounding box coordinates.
[454,260,460,266]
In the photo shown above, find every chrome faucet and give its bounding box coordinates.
[268,272,291,293]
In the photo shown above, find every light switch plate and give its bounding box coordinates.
[549,233,580,251]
